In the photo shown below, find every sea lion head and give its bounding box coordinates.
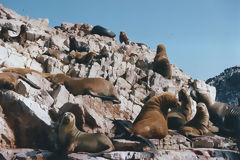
[69,35,76,42]
[20,25,27,33]
[196,102,209,127]
[60,112,76,127]
[156,44,166,54]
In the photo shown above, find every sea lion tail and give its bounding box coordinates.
[19,75,41,89]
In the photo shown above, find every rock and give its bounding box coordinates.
[0,46,9,65]
[103,151,154,160]
[0,149,57,160]
[0,91,53,149]
[3,52,26,68]
[44,57,65,74]
[206,66,240,106]
[88,62,104,78]
[51,85,75,111]
[68,153,106,160]
[115,77,132,99]
[0,109,15,150]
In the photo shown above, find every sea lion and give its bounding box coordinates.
[132,92,181,139]
[153,44,172,79]
[58,112,114,154]
[179,103,210,137]
[191,89,240,135]
[43,48,61,60]
[2,67,51,78]
[0,26,11,42]
[119,31,130,44]
[12,24,27,45]
[69,35,89,52]
[47,74,121,104]
[0,72,40,90]
[91,25,116,38]
[107,117,158,154]
[69,51,96,64]
[168,89,193,130]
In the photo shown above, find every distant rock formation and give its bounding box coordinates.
[206,66,240,106]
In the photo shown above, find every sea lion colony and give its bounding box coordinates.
[0,24,239,155]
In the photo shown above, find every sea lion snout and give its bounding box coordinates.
[61,112,75,124]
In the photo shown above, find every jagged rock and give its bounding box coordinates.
[0,46,9,65]
[51,85,75,111]
[0,90,53,149]
[68,153,105,160]
[115,77,132,99]
[0,149,57,160]
[103,151,154,160]
[206,66,240,106]
[3,52,26,68]
[44,57,66,74]
[50,34,68,51]
[88,62,104,78]
[16,80,54,108]
[0,108,15,150]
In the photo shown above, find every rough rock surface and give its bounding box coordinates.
[0,4,239,160]
[206,66,240,106]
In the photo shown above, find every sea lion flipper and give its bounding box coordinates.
[19,75,41,89]
[132,134,158,154]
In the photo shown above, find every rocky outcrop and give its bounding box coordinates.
[206,66,240,106]
[0,3,239,160]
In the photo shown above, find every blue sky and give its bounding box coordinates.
[1,0,240,80]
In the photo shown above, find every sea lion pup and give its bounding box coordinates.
[119,31,130,44]
[153,44,172,79]
[58,112,114,154]
[0,72,40,90]
[179,103,210,137]
[47,74,121,104]
[168,89,193,130]
[132,92,181,139]
[12,24,27,45]
[191,90,240,136]
[69,35,89,52]
[91,25,116,38]
[2,67,51,78]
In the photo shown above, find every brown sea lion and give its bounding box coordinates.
[168,89,193,130]
[119,31,130,44]
[69,51,96,64]
[153,44,172,79]
[12,25,27,45]
[43,48,61,60]
[47,74,121,104]
[0,26,11,42]
[132,92,181,139]
[191,90,240,136]
[58,112,114,154]
[2,67,51,77]
[179,103,210,137]
[0,72,40,90]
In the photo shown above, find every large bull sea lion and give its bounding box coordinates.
[132,92,181,139]
[58,112,114,154]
